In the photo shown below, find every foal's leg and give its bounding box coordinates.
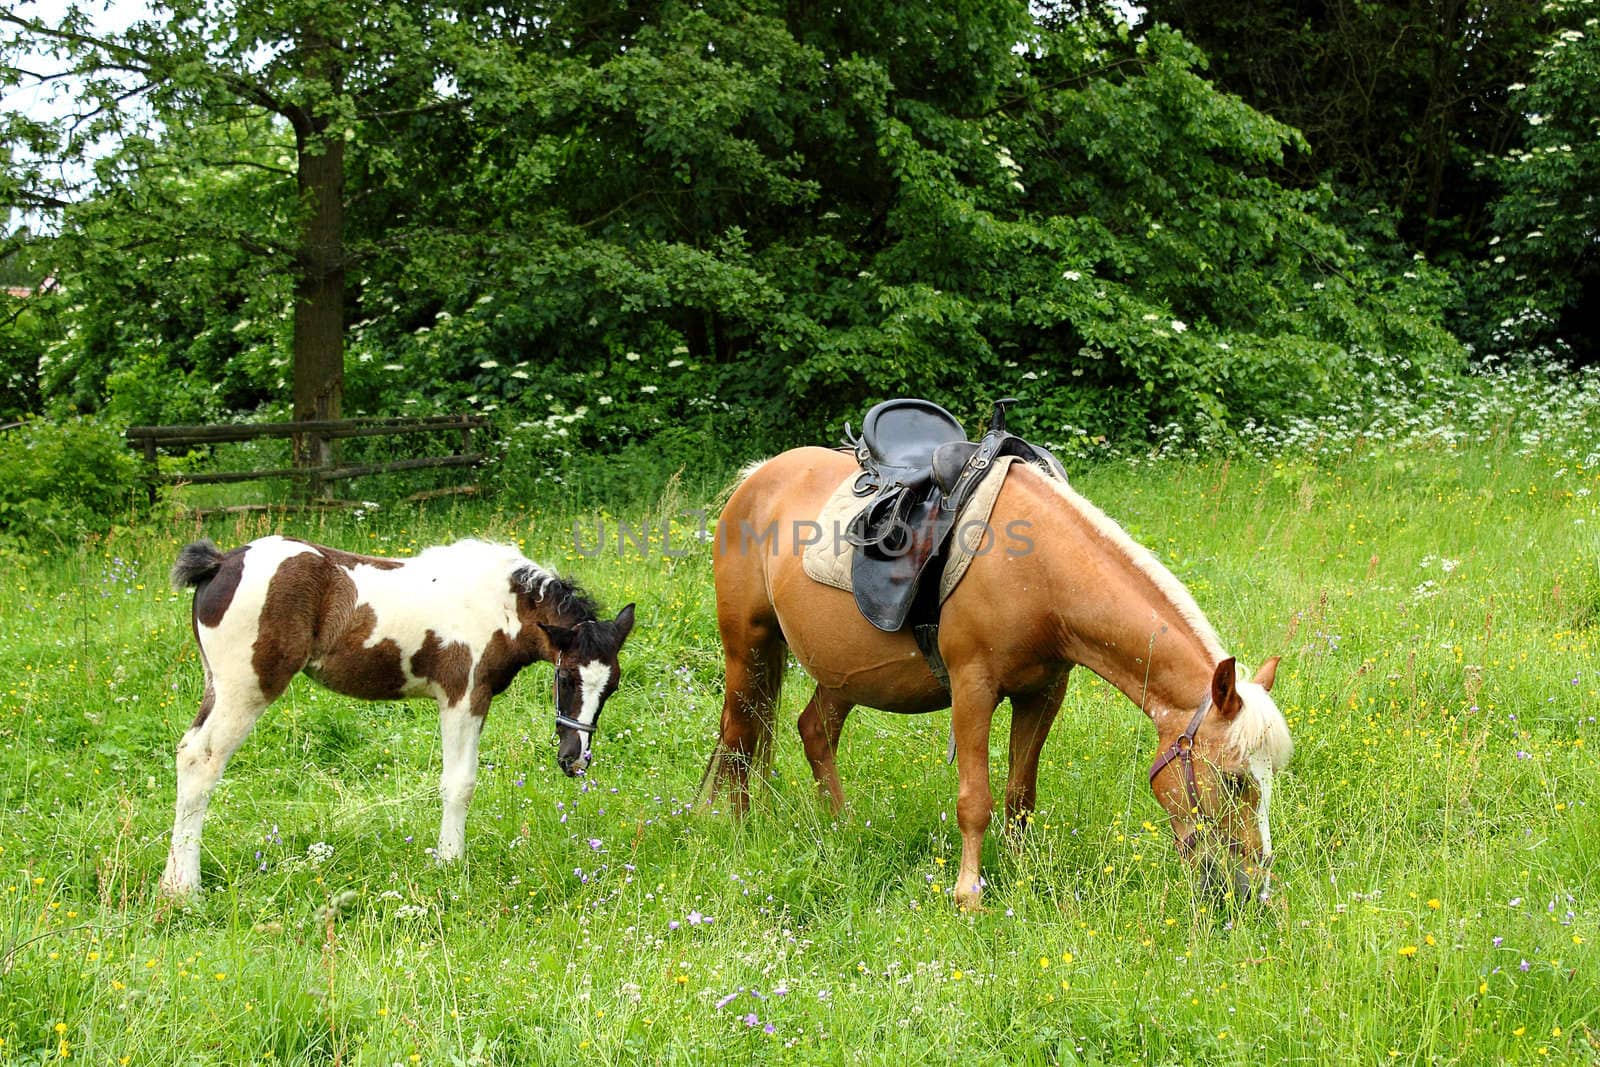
[1003,671,1069,839]
[797,686,853,813]
[160,672,276,896]
[949,672,1001,911]
[435,692,489,863]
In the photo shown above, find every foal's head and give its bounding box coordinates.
[1149,657,1293,905]
[537,600,636,777]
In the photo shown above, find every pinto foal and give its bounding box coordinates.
[160,535,635,896]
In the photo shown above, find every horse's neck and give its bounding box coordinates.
[1027,479,1221,720]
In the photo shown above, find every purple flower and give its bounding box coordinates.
[742,1013,760,1028]
[716,992,739,1010]
[764,1023,776,1034]
[687,910,704,926]
[1519,959,1531,972]
[668,920,680,931]
[1493,936,1504,947]
[587,838,603,850]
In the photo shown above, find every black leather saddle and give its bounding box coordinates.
[840,397,1065,633]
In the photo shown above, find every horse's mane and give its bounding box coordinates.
[513,563,600,624]
[1229,681,1295,772]
[1028,469,1226,660]
[1027,469,1293,769]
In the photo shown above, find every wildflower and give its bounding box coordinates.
[1398,945,1418,957]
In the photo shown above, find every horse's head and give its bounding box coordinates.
[1149,657,1292,905]
[541,603,636,776]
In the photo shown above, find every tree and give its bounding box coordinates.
[1480,0,1600,363]
[1,0,483,429]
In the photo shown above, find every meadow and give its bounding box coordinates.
[1,368,1597,1065]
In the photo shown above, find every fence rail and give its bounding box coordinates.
[126,414,489,502]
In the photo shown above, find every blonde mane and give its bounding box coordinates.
[1030,470,1292,770]
[1031,470,1227,661]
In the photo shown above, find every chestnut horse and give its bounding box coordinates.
[702,448,1292,910]
[161,535,635,896]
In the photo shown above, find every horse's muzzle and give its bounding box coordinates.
[1199,851,1274,906]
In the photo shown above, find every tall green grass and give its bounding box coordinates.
[2,376,1597,1064]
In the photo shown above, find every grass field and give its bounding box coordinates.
[2,370,1597,1064]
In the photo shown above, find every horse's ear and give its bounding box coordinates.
[1211,657,1244,719]
[540,623,575,652]
[612,603,636,645]
[1252,656,1281,691]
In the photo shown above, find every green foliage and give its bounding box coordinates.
[0,417,143,547]
[1476,0,1600,363]
[7,0,1471,461]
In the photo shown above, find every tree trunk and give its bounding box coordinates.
[292,126,345,428]
[289,29,346,493]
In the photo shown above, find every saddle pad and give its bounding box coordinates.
[802,454,1025,605]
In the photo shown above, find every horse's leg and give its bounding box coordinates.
[702,617,784,816]
[797,686,853,813]
[949,672,1001,911]
[1003,670,1070,841]
[435,694,488,863]
[160,668,277,896]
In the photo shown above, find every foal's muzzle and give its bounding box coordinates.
[556,714,595,776]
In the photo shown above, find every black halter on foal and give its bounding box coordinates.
[1147,693,1230,858]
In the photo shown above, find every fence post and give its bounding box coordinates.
[141,435,159,504]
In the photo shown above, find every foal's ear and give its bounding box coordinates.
[1210,657,1245,719]
[540,623,576,652]
[1252,656,1281,692]
[612,603,636,644]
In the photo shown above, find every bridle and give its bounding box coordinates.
[551,653,597,737]
[1147,693,1239,859]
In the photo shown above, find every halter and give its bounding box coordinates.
[551,653,597,736]
[1148,693,1222,858]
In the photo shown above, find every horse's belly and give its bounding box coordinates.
[771,561,948,714]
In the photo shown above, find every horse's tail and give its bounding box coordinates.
[171,539,225,591]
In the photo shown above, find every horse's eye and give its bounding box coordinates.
[1221,773,1254,800]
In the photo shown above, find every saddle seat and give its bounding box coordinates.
[841,397,1065,636]
[857,398,968,483]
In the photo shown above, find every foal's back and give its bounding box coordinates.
[186,535,528,705]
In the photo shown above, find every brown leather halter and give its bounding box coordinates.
[1148,694,1217,858]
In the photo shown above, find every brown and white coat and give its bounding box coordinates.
[160,534,634,896]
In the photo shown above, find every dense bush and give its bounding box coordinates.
[0,417,144,548]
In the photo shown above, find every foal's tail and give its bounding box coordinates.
[171,539,225,591]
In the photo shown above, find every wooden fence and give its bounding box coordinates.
[126,414,489,503]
